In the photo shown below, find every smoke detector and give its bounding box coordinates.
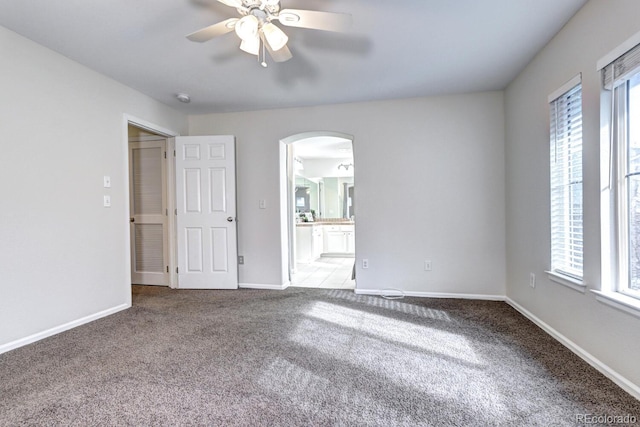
[176,93,191,103]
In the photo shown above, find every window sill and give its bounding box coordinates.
[545,271,587,293]
[591,290,640,319]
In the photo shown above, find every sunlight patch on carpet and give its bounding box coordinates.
[325,290,454,322]
[304,301,475,363]
[289,313,511,423]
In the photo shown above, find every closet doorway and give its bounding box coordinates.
[127,123,174,287]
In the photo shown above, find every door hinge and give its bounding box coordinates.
[166,208,168,216]
[175,208,177,215]
[164,151,167,159]
[174,150,176,157]
[166,266,169,273]
[176,267,179,274]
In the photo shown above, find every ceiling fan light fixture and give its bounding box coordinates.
[262,23,288,51]
[188,2,351,67]
[240,35,260,56]
[235,15,259,41]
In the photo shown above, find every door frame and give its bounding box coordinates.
[123,114,180,288]
[278,131,355,286]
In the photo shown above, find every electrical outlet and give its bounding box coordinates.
[529,273,536,288]
[424,260,432,271]
[238,256,244,265]
[362,259,369,269]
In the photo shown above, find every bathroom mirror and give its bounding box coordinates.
[295,175,353,219]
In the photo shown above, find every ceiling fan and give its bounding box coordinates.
[186,0,352,67]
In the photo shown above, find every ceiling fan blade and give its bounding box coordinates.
[217,0,243,7]
[277,9,352,32]
[186,18,238,42]
[259,32,293,62]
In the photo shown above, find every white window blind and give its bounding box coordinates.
[550,79,583,279]
[602,42,640,90]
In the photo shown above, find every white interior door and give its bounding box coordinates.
[175,135,238,289]
[129,140,170,286]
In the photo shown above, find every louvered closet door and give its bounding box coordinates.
[129,140,169,286]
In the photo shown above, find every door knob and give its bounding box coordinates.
[227,217,234,222]
[130,218,135,223]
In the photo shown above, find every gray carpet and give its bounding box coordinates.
[1,286,639,426]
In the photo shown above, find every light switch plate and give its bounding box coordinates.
[103,176,111,188]
[259,200,266,209]
[103,195,111,207]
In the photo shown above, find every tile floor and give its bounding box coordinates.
[290,257,356,290]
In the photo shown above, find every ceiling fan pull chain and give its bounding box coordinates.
[259,38,268,68]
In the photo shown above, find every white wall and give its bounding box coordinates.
[189,93,506,296]
[0,26,187,350]
[300,158,354,179]
[505,0,640,390]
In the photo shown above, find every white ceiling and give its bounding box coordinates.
[0,0,587,115]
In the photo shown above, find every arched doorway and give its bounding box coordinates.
[279,131,356,289]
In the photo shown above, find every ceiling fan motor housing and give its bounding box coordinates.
[238,0,280,18]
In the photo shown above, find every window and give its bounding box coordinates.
[549,76,583,281]
[612,72,640,298]
[600,39,640,303]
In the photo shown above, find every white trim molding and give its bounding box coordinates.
[239,282,290,291]
[506,297,640,401]
[548,73,582,103]
[545,270,587,293]
[123,114,180,138]
[354,288,505,301]
[0,303,130,355]
[592,290,640,319]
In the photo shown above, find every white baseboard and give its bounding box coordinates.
[239,282,290,290]
[506,297,640,401]
[0,303,130,355]
[354,288,505,301]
